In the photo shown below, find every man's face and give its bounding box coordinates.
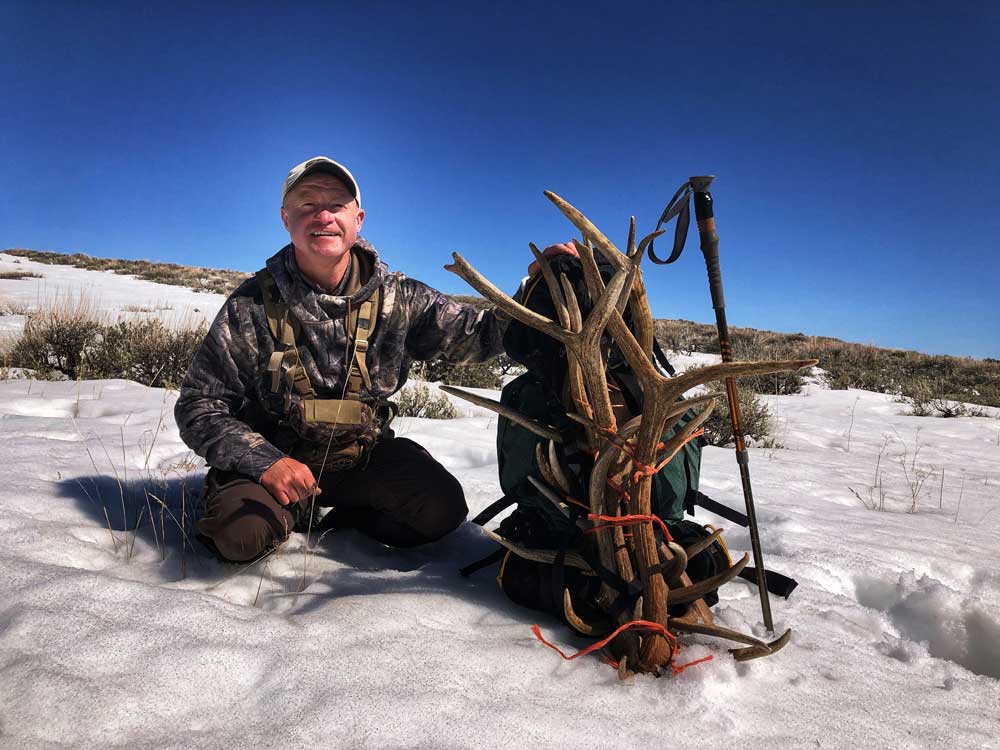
[281,172,364,266]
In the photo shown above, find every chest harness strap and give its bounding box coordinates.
[256,269,380,426]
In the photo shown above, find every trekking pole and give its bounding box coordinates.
[689,175,775,632]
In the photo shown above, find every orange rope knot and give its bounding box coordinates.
[531,620,714,676]
[632,429,705,483]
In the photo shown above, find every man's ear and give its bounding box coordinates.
[355,206,365,232]
[280,206,291,232]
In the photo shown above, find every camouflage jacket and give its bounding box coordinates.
[174,240,508,480]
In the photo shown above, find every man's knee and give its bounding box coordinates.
[413,471,468,542]
[198,478,299,562]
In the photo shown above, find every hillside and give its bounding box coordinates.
[4,248,999,409]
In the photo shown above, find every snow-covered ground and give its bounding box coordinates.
[0,252,223,339]
[1,259,998,749]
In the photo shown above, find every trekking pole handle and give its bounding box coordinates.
[690,176,726,314]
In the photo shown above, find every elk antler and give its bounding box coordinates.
[446,191,816,676]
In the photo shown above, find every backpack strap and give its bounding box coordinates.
[255,268,380,426]
[344,287,380,400]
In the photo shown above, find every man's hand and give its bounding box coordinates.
[527,241,579,277]
[260,457,321,505]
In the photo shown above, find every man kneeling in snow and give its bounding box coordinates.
[175,156,573,561]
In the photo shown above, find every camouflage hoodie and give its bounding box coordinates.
[174,240,507,481]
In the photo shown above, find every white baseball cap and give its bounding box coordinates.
[281,156,361,206]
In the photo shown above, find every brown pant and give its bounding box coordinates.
[197,437,468,562]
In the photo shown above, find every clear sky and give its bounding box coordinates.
[2,1,997,358]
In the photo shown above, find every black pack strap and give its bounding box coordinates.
[739,566,798,599]
[590,557,643,598]
[459,548,506,578]
[651,337,677,376]
[470,495,517,527]
[648,180,693,265]
[685,490,750,527]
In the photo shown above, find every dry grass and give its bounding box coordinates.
[0,297,30,315]
[4,248,249,294]
[0,270,43,280]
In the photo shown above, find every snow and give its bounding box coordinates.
[1,260,999,749]
[0,252,224,339]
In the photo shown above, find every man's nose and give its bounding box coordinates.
[314,208,336,222]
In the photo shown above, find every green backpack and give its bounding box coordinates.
[496,369,703,549]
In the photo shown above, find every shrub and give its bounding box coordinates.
[411,359,503,389]
[393,384,459,419]
[10,303,104,379]
[701,387,775,447]
[0,271,42,280]
[6,297,204,387]
[82,319,206,387]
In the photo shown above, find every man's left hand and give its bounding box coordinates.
[527,241,579,277]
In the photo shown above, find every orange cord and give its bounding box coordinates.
[586,513,674,542]
[531,620,714,676]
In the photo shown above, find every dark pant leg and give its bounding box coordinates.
[197,468,310,562]
[321,437,468,548]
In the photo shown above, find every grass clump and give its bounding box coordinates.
[0,271,43,280]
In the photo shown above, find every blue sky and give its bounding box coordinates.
[2,1,997,358]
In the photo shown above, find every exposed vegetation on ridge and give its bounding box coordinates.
[4,248,250,294]
[3,249,997,414]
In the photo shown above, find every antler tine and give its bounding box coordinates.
[573,239,633,320]
[528,241,572,330]
[438,385,563,443]
[635,229,665,261]
[544,190,627,269]
[547,439,572,495]
[564,589,614,637]
[445,253,565,340]
[658,541,688,585]
[532,446,565,513]
[483,528,594,572]
[588,417,642,611]
[627,216,636,257]
[556,269,627,435]
[731,629,792,661]
[669,619,771,649]
[572,241,661,387]
[667,553,750,605]
[683,527,725,560]
[556,271,597,437]
[657,400,716,460]
[663,391,725,421]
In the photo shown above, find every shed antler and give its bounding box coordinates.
[444,193,817,676]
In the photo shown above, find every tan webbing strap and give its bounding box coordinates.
[344,287,379,400]
[256,267,379,414]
